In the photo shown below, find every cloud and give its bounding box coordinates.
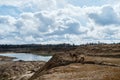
[0,5,21,17]
[46,17,87,36]
[67,0,117,7]
[34,12,54,33]
[0,0,66,12]
[88,6,120,26]
[0,0,120,44]
[0,16,16,35]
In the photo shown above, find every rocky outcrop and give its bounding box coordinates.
[29,51,85,80]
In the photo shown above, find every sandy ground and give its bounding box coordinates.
[30,56,120,80]
[0,56,120,80]
[0,61,46,80]
[37,63,120,80]
[0,56,16,61]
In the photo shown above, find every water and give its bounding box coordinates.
[0,53,52,61]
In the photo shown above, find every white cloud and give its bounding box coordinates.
[0,16,16,35]
[0,0,22,6]
[88,5,120,26]
[0,0,120,44]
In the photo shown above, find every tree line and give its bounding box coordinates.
[0,43,77,53]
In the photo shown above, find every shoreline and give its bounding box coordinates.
[0,55,16,61]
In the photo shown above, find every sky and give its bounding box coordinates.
[0,0,120,44]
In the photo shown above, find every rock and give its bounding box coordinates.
[18,60,24,62]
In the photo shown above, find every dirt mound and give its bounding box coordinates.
[29,61,120,80]
[0,61,45,80]
[29,44,120,80]
[0,56,16,61]
[29,52,85,80]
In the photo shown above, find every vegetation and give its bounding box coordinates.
[0,43,77,55]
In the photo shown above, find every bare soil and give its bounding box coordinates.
[0,56,16,61]
[33,56,120,80]
[1,44,120,80]
[0,61,45,80]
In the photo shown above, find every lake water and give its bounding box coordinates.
[0,53,52,61]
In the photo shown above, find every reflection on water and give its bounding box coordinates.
[0,53,52,61]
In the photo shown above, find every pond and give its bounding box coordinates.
[0,53,52,61]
